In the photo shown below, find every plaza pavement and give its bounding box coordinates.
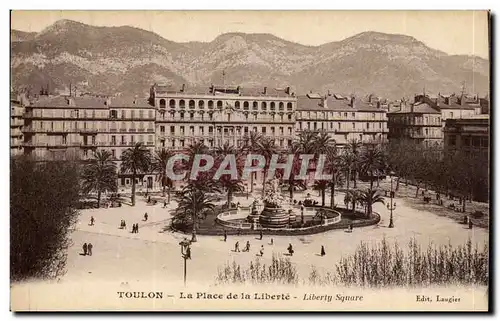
[60,190,488,287]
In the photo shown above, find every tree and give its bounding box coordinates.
[313,180,329,206]
[214,143,246,207]
[346,139,362,188]
[178,188,215,242]
[81,150,118,208]
[282,142,305,201]
[243,131,263,193]
[345,189,362,213]
[257,137,278,196]
[152,148,174,199]
[360,189,385,218]
[340,149,356,191]
[120,142,152,206]
[11,157,81,280]
[358,146,386,192]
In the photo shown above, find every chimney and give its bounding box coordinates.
[67,97,75,107]
[460,93,466,106]
[263,87,267,95]
[377,101,381,109]
[237,86,240,93]
[181,84,185,92]
[350,96,356,108]
[323,96,328,109]
[285,86,290,95]
[369,94,372,103]
[410,103,414,113]
[445,97,450,105]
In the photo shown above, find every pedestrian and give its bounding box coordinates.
[90,216,95,226]
[270,238,274,245]
[87,243,93,256]
[287,243,294,256]
[148,195,151,203]
[224,230,227,242]
[82,243,88,256]
[135,224,139,233]
[244,241,250,252]
[123,220,127,229]
[349,224,353,232]
[469,220,473,229]
[259,245,264,256]
[133,224,137,233]
[259,230,263,240]
[164,200,167,208]
[235,241,240,252]
[144,212,148,221]
[320,245,326,257]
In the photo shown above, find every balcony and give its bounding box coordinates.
[79,128,99,134]
[80,143,99,148]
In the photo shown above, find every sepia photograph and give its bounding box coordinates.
[9,10,491,312]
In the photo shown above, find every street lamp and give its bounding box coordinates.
[387,171,397,228]
[179,238,192,286]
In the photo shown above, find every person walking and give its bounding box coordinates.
[244,241,250,252]
[235,241,240,252]
[144,212,148,221]
[259,245,264,257]
[270,238,274,245]
[87,243,93,256]
[224,230,227,242]
[320,245,326,257]
[469,219,473,229]
[136,224,139,233]
[259,230,263,240]
[163,200,167,208]
[90,216,95,226]
[287,243,294,256]
[132,224,136,233]
[82,243,88,256]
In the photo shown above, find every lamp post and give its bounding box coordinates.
[179,238,191,286]
[387,171,396,228]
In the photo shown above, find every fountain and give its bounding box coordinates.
[257,179,292,228]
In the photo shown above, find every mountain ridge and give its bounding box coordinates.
[10,19,489,99]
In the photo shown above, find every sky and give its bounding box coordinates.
[11,10,490,58]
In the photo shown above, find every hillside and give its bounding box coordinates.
[10,20,489,98]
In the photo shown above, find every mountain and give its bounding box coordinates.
[10,20,489,99]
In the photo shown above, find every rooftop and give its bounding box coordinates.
[152,84,295,98]
[297,94,386,112]
[31,95,153,109]
[390,102,439,114]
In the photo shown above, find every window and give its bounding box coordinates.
[288,127,292,135]
[170,126,175,134]
[199,126,204,135]
[190,112,194,120]
[111,136,116,145]
[110,110,118,118]
[169,99,175,108]
[314,122,317,130]
[450,112,454,118]
[262,127,266,134]
[243,101,249,110]
[131,135,135,143]
[372,113,375,119]
[180,112,184,120]
[261,102,267,110]
[139,110,144,119]
[189,126,194,135]
[338,122,341,129]
[172,139,175,148]
[244,127,248,133]
[148,110,153,119]
[352,122,355,129]
[366,123,370,129]
[179,100,185,108]
[189,100,195,109]
[209,113,213,120]
[449,135,456,146]
[235,101,240,109]
[253,102,258,110]
[279,102,284,111]
[344,112,348,117]
[148,135,153,142]
[208,101,214,109]
[111,149,116,158]
[217,101,223,109]
[271,127,275,135]
[352,112,355,117]
[209,126,213,134]
[379,123,382,129]
[180,126,185,135]
[270,102,275,111]
[121,110,126,119]
[287,102,292,111]
[199,100,204,109]
[160,126,165,133]
[288,114,292,120]
[121,135,126,144]
[138,135,144,142]
[253,127,257,132]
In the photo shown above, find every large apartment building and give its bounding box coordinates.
[443,115,489,158]
[22,93,157,189]
[151,84,297,150]
[387,93,482,146]
[296,93,388,147]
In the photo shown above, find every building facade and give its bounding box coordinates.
[387,93,483,146]
[296,93,388,147]
[443,115,489,159]
[151,84,297,150]
[22,93,157,189]
[10,93,25,156]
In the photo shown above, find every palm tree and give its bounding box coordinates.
[282,142,303,201]
[313,180,328,206]
[221,178,245,207]
[120,142,152,206]
[329,171,345,209]
[340,149,356,191]
[346,139,362,188]
[81,150,117,208]
[314,131,336,156]
[358,146,386,192]
[257,137,278,196]
[178,188,215,242]
[243,131,263,193]
[152,148,174,198]
[360,189,385,218]
[344,189,362,213]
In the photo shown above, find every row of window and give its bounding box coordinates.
[158,137,295,149]
[159,125,294,136]
[299,111,381,119]
[158,111,293,122]
[390,115,441,125]
[158,99,294,111]
[299,122,385,131]
[109,110,155,119]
